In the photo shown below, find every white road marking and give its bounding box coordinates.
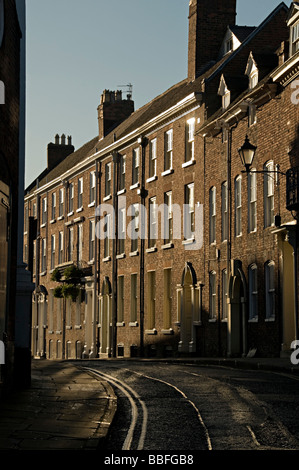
[84,368,147,451]
[127,368,213,451]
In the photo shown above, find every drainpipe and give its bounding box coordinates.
[111,151,119,358]
[138,136,148,358]
[93,160,99,357]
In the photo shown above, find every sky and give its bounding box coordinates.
[24,0,293,188]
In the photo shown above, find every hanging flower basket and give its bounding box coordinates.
[53,285,63,298]
[62,284,80,302]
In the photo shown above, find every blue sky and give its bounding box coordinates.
[25,0,293,187]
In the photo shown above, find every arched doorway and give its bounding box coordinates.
[177,263,201,353]
[99,276,112,357]
[228,260,247,357]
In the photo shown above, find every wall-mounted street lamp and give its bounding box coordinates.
[238,135,286,177]
[238,135,257,173]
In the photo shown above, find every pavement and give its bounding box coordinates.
[0,355,298,451]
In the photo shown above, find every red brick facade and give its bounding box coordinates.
[24,1,299,361]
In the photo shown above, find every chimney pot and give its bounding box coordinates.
[61,134,66,145]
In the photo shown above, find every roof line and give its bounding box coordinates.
[205,2,289,83]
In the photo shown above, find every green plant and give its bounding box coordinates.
[64,265,84,282]
[62,284,80,302]
[53,285,63,298]
[51,268,62,283]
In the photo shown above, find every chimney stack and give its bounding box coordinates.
[97,89,134,140]
[188,0,237,81]
[47,134,75,171]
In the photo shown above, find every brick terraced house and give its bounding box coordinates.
[24,0,299,360]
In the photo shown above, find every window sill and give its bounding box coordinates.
[145,329,157,335]
[103,256,111,262]
[146,246,157,253]
[66,326,72,330]
[265,317,275,322]
[161,242,174,250]
[103,194,112,202]
[57,215,64,221]
[129,250,139,257]
[182,237,195,245]
[249,317,258,323]
[75,325,82,330]
[67,211,74,217]
[161,169,174,177]
[117,188,126,196]
[130,182,140,190]
[88,201,95,208]
[88,259,94,265]
[40,271,47,277]
[129,321,138,327]
[50,219,56,224]
[182,159,195,168]
[161,328,174,335]
[117,322,125,327]
[208,318,217,323]
[116,253,126,259]
[40,223,46,228]
[146,175,157,183]
[76,207,83,213]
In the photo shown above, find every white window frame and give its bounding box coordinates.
[221,182,228,242]
[78,177,83,209]
[209,186,216,244]
[89,220,95,261]
[149,139,157,179]
[291,21,299,56]
[235,176,242,237]
[185,118,195,163]
[119,155,126,191]
[118,207,126,255]
[164,191,173,244]
[131,203,139,253]
[68,226,74,262]
[248,170,257,233]
[58,231,63,264]
[209,271,217,320]
[132,148,139,186]
[68,182,74,214]
[265,261,275,320]
[59,188,64,218]
[264,161,275,228]
[42,197,47,225]
[105,162,112,197]
[117,275,125,323]
[41,238,47,272]
[249,264,258,321]
[51,193,56,220]
[90,171,96,204]
[164,129,173,172]
[185,182,195,240]
[51,234,55,270]
[78,223,83,262]
[149,197,157,249]
[130,273,138,323]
